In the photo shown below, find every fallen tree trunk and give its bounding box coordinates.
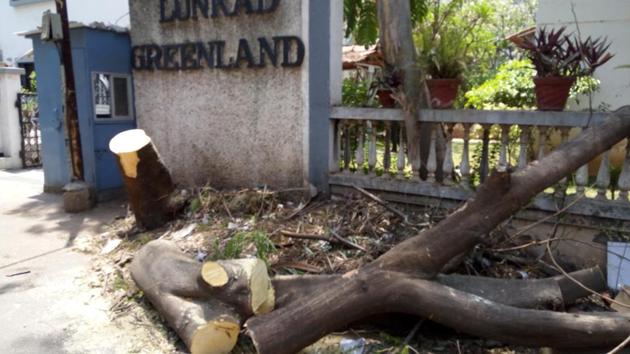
[245,107,630,353]
[247,270,630,354]
[109,129,182,230]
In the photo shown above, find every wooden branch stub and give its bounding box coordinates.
[201,259,275,317]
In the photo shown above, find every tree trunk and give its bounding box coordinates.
[377,0,427,173]
[247,270,626,354]
[109,129,182,230]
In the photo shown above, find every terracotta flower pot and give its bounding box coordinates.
[376,89,396,108]
[426,79,460,109]
[534,76,576,111]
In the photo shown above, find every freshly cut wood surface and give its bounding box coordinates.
[202,259,275,316]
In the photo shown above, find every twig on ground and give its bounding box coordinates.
[352,185,410,224]
[5,270,30,277]
[280,229,367,252]
[607,333,630,354]
[273,261,323,274]
[282,199,318,221]
[257,186,268,217]
[220,197,233,219]
[402,319,424,349]
[492,237,564,252]
[330,229,367,252]
[280,230,333,243]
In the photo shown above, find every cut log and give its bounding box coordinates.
[129,240,240,354]
[436,266,606,310]
[130,240,275,317]
[201,259,275,316]
[109,129,182,230]
[271,266,605,311]
[159,295,240,354]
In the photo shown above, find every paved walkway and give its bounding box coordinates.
[0,169,137,353]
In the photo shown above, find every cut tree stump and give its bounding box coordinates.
[109,129,182,229]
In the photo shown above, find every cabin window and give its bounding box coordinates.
[92,73,133,120]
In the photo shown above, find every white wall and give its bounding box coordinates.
[537,0,630,110]
[0,67,26,169]
[0,1,53,65]
[0,0,129,65]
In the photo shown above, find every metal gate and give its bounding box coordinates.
[15,93,42,168]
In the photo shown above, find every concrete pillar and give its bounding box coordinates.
[0,67,25,170]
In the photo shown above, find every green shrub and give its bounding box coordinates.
[342,77,372,107]
[464,59,536,110]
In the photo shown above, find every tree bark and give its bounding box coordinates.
[247,270,628,354]
[272,266,605,311]
[109,129,182,230]
[377,0,427,172]
[372,107,630,277]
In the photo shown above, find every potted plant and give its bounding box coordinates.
[369,70,403,108]
[415,0,486,109]
[521,27,614,111]
[417,29,466,108]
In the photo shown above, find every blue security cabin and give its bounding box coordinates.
[26,24,135,200]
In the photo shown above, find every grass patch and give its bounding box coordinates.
[209,231,276,264]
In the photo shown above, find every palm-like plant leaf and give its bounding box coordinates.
[344,0,428,46]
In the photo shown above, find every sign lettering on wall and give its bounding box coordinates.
[132,0,305,71]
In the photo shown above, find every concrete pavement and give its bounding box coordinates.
[0,169,141,353]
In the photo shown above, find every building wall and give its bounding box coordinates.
[129,0,312,189]
[0,1,52,64]
[537,0,630,110]
[0,67,25,169]
[0,0,129,65]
